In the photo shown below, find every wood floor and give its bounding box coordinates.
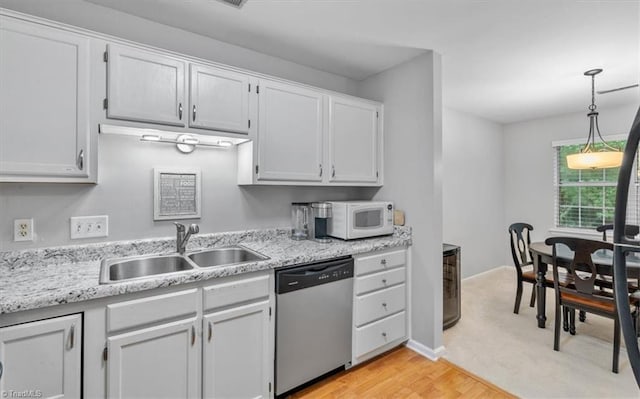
[291,347,515,398]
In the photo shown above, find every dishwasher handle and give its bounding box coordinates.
[276,257,354,294]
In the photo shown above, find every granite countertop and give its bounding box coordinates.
[0,227,411,315]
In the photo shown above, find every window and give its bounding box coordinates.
[554,139,638,229]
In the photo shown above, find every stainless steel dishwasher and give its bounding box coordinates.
[275,256,354,397]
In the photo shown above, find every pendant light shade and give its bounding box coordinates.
[567,69,623,170]
[566,150,623,169]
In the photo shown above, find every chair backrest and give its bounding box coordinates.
[596,224,640,242]
[545,236,615,303]
[508,223,533,271]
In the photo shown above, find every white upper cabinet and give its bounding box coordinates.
[106,44,186,126]
[189,64,250,134]
[0,314,82,399]
[256,80,324,182]
[0,16,91,182]
[329,96,380,183]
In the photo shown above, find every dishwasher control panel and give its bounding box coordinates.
[275,257,354,294]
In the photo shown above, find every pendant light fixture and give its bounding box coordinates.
[566,69,623,169]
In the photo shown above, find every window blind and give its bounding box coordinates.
[553,140,639,233]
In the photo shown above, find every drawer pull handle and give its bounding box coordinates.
[69,324,75,349]
[208,321,212,342]
[382,279,387,284]
[382,332,387,338]
[191,325,196,346]
[179,103,183,120]
[381,259,387,265]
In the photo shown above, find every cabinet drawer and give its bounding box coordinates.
[355,267,405,295]
[107,289,197,333]
[203,274,269,312]
[355,311,406,358]
[355,249,406,276]
[355,284,405,327]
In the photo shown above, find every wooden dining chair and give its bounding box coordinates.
[545,236,640,373]
[508,223,537,314]
[596,224,640,242]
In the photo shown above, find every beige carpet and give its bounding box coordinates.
[443,266,639,398]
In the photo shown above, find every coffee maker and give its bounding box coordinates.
[309,202,332,243]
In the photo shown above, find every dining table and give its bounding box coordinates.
[529,241,640,328]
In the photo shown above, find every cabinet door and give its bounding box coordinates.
[257,80,324,182]
[107,318,199,399]
[107,44,186,126]
[0,314,81,399]
[203,301,271,399]
[329,96,379,183]
[189,64,249,134]
[0,17,90,180]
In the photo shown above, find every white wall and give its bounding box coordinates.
[358,52,444,352]
[0,3,369,250]
[504,103,639,250]
[442,108,506,277]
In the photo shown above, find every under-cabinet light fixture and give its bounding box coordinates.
[99,124,249,154]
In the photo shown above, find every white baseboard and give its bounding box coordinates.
[462,265,511,282]
[405,339,447,361]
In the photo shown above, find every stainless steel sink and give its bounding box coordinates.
[99,254,195,284]
[188,246,269,268]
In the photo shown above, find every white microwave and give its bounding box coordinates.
[327,201,394,240]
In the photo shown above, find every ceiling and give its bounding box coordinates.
[24,1,640,123]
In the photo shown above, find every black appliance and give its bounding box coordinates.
[613,105,640,386]
[443,244,461,329]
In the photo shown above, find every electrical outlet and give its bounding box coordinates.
[70,215,109,239]
[14,218,34,242]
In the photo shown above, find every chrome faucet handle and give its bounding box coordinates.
[188,224,200,234]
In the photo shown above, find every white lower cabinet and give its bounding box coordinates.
[203,301,271,399]
[107,318,199,399]
[0,314,82,399]
[102,272,273,398]
[352,249,408,365]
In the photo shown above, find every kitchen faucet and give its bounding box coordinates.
[175,222,199,255]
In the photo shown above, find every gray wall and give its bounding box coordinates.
[504,103,639,249]
[0,2,369,250]
[358,52,444,351]
[442,107,507,277]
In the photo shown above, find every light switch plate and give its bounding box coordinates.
[70,215,109,239]
[14,218,34,241]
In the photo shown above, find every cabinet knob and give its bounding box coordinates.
[380,259,387,266]
[382,279,387,284]
[382,302,387,308]
[179,103,183,120]
[382,332,387,338]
